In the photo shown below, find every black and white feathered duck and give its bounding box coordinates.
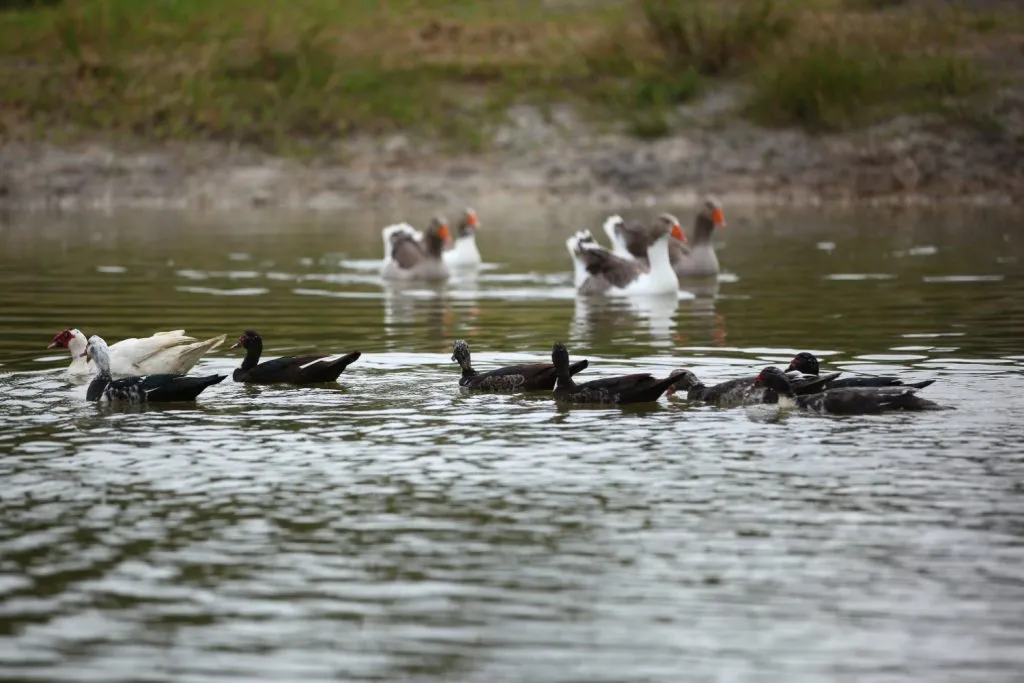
[451,339,588,391]
[230,330,361,384]
[83,335,226,404]
[755,366,949,415]
[551,342,677,405]
[665,367,841,407]
[786,352,936,390]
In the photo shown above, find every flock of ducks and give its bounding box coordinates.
[46,328,948,415]
[41,198,949,414]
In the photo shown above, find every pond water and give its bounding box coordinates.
[1,203,1023,682]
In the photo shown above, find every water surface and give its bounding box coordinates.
[1,204,1023,682]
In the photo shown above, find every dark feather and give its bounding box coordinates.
[461,359,588,392]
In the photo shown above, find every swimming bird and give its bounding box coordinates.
[603,213,686,269]
[665,367,841,407]
[444,209,483,268]
[380,216,452,281]
[49,327,225,379]
[451,339,588,391]
[565,220,678,296]
[551,342,677,404]
[230,330,361,384]
[755,366,948,414]
[671,196,726,279]
[786,352,936,390]
[83,335,226,404]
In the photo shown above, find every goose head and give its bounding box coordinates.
[456,209,480,239]
[654,213,686,243]
[83,335,112,375]
[423,216,452,256]
[787,352,820,375]
[694,196,726,241]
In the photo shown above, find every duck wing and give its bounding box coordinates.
[801,386,948,414]
[295,351,362,383]
[141,373,227,402]
[825,376,935,390]
[467,359,589,392]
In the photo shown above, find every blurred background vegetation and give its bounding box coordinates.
[0,0,1018,154]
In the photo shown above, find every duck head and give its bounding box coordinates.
[787,352,820,375]
[754,366,793,393]
[48,327,86,351]
[664,368,699,396]
[231,330,262,351]
[551,342,571,370]
[451,339,472,367]
[83,335,112,375]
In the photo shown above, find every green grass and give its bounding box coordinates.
[746,39,988,131]
[0,0,1015,152]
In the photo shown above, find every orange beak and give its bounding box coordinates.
[466,212,479,228]
[711,208,726,227]
[439,224,452,242]
[670,223,686,242]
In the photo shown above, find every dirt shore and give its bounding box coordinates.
[2,88,1021,212]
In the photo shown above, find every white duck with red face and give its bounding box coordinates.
[47,327,226,379]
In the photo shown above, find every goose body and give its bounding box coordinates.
[83,335,225,404]
[786,352,936,390]
[451,339,588,391]
[566,222,678,296]
[551,342,676,404]
[666,368,841,407]
[49,327,225,378]
[231,330,361,384]
[443,209,482,268]
[380,216,452,281]
[672,197,725,279]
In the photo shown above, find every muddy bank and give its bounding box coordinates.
[2,92,1021,212]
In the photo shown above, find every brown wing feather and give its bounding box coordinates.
[579,248,643,289]
[390,235,426,269]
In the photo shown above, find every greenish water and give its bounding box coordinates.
[1,204,1023,682]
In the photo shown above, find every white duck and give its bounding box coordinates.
[48,328,226,379]
[566,219,678,296]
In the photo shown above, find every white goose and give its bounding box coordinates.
[566,219,678,296]
[444,208,482,269]
[379,209,482,269]
[48,328,226,379]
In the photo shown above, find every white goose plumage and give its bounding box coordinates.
[48,328,226,379]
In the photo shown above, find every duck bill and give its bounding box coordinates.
[230,341,241,349]
[46,341,60,349]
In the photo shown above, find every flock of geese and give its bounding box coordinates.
[377,198,725,294]
[41,197,950,414]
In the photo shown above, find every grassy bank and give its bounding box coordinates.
[0,0,1019,154]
